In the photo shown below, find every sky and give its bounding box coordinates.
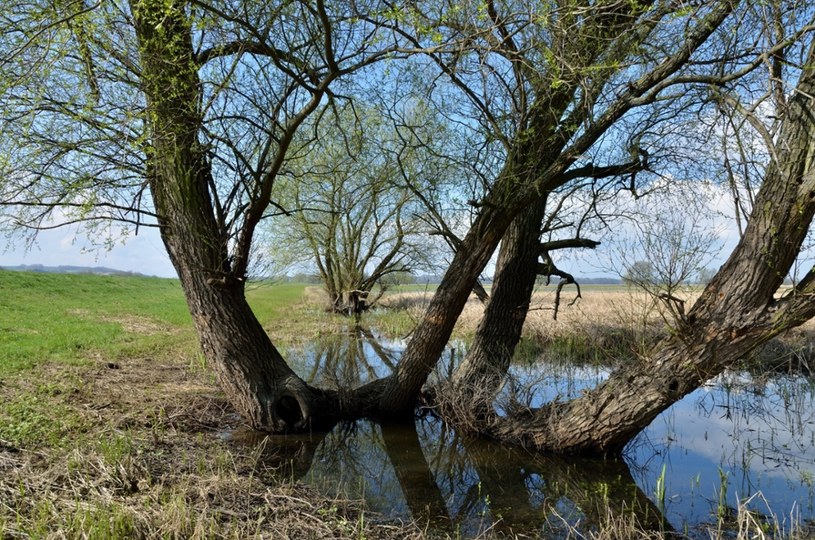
[0,182,751,282]
[0,224,177,278]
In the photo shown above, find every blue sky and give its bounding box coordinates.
[1,224,177,278]
[0,182,746,282]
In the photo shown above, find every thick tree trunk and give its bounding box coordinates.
[178,271,314,430]
[482,49,815,454]
[452,196,548,397]
[132,0,316,431]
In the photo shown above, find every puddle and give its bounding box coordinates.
[231,327,815,537]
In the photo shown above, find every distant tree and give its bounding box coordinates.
[622,261,657,287]
[274,106,431,314]
[611,190,720,322]
[696,267,717,285]
[381,271,416,287]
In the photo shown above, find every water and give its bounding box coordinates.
[232,328,815,537]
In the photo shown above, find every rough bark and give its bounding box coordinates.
[452,196,549,397]
[482,45,815,454]
[132,0,316,431]
[377,204,514,416]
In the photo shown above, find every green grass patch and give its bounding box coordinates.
[0,270,194,374]
[245,281,309,324]
[0,391,89,447]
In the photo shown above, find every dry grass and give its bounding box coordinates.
[0,354,426,539]
[5,279,815,539]
[383,285,815,366]
[381,286,687,361]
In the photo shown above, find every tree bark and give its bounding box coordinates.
[452,196,549,398]
[377,205,514,415]
[132,0,315,431]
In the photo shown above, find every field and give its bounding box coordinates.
[1,270,812,538]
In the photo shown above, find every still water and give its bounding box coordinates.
[232,327,815,537]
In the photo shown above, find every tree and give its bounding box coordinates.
[431,0,815,422]
[375,0,742,415]
[458,18,815,453]
[274,106,430,315]
[622,261,657,287]
[3,0,815,459]
[0,0,398,430]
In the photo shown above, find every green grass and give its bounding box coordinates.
[245,281,310,325]
[0,270,193,374]
[0,271,322,376]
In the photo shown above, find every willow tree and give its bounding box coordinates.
[275,106,432,315]
[412,2,815,453]
[369,0,741,414]
[0,0,398,429]
[4,0,815,458]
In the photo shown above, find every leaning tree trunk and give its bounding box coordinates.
[376,205,515,415]
[485,49,815,454]
[452,196,549,398]
[132,0,315,431]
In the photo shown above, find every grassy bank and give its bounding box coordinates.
[0,271,423,539]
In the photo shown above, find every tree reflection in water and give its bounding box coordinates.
[230,327,815,537]
[230,417,668,537]
[229,326,669,537]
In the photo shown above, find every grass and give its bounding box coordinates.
[1,270,812,539]
[0,271,193,374]
[0,270,426,539]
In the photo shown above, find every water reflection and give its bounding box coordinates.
[231,418,668,537]
[239,328,815,537]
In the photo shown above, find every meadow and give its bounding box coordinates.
[1,270,812,538]
[0,271,413,539]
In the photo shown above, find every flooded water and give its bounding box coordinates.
[233,327,815,537]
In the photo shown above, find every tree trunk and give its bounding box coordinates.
[132,0,315,431]
[377,206,514,415]
[483,47,815,454]
[452,196,548,398]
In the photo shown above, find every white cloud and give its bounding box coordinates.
[1,223,176,278]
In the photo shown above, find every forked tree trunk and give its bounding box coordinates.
[482,48,815,454]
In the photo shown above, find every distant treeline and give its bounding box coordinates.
[1,264,146,277]
[282,273,623,286]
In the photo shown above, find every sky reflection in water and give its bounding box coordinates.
[254,329,815,537]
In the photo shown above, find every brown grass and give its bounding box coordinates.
[5,285,814,539]
[383,285,815,364]
[0,353,426,539]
